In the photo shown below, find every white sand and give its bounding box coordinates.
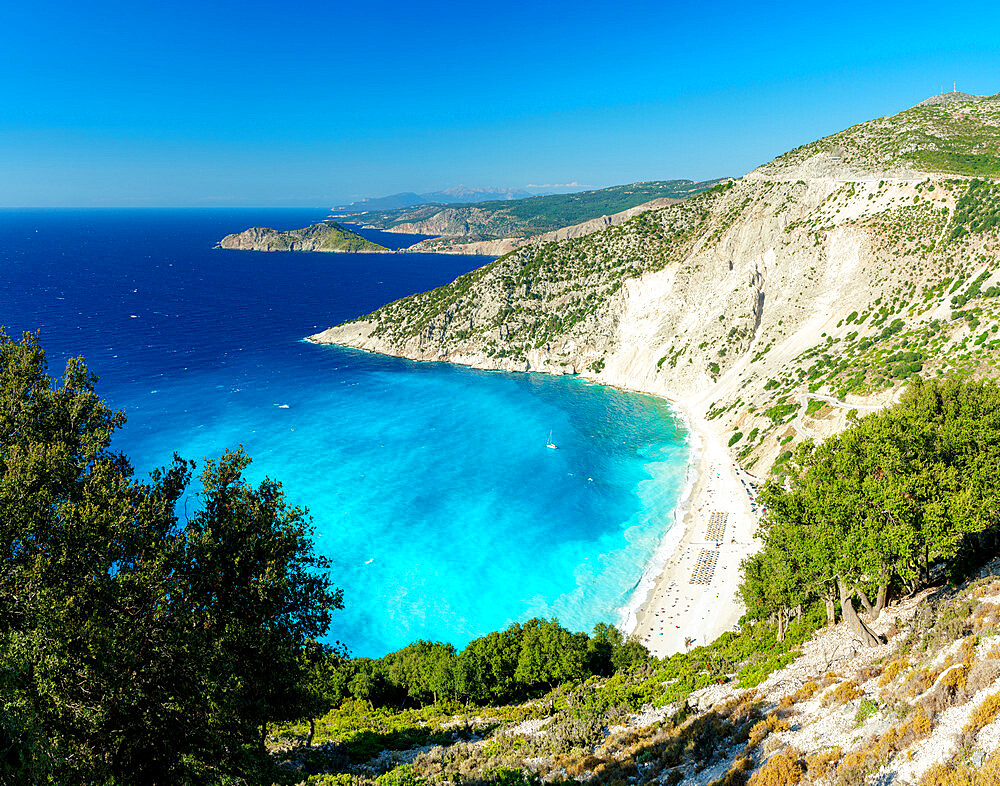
[626,404,761,658]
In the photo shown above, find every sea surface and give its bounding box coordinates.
[0,209,689,656]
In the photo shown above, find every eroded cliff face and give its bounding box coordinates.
[311,96,1000,472]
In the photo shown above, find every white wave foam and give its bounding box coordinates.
[617,405,702,637]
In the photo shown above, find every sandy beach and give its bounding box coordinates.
[626,404,761,658]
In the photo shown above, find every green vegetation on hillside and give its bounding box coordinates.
[742,378,1000,645]
[952,178,1000,238]
[356,188,723,361]
[477,181,724,232]
[220,221,389,253]
[763,94,1000,177]
[314,223,389,252]
[276,610,825,783]
[346,180,728,239]
[277,566,1000,786]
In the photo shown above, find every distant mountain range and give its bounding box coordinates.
[333,184,585,212]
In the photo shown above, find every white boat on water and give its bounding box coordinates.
[546,430,558,450]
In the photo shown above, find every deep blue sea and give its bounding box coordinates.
[0,209,689,656]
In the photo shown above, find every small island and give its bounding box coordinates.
[217,221,389,253]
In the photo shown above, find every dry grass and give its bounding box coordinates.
[803,748,842,781]
[792,681,820,703]
[709,755,754,786]
[834,706,934,784]
[879,656,910,687]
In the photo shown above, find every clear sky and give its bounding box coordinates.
[3,0,1000,206]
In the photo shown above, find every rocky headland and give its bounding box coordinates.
[306,92,1000,668]
[310,92,1000,475]
[217,221,389,253]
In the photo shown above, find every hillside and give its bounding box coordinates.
[310,93,1000,476]
[274,563,1000,786]
[338,180,727,243]
[755,91,1000,180]
[217,222,389,253]
[401,196,690,257]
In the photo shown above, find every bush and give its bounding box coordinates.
[966,657,1000,695]
[963,692,1000,738]
[748,750,803,786]
[747,714,790,749]
[377,765,426,786]
[854,699,879,725]
[804,748,841,781]
[824,681,864,707]
[918,752,1000,785]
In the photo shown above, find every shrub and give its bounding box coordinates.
[748,750,803,786]
[747,713,790,749]
[880,657,910,687]
[480,767,541,786]
[792,681,820,703]
[918,752,1000,785]
[966,656,1000,695]
[855,699,879,725]
[376,765,426,786]
[710,755,753,786]
[804,748,842,781]
[824,680,864,707]
[307,775,354,786]
[963,691,1000,739]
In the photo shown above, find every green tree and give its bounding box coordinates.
[741,378,1000,647]
[457,624,523,703]
[0,330,342,783]
[514,619,587,691]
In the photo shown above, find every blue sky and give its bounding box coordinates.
[3,0,999,206]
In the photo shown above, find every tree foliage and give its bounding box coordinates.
[0,330,342,783]
[321,618,650,713]
[740,377,1000,643]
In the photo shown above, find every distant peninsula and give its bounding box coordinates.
[216,180,726,256]
[217,221,389,253]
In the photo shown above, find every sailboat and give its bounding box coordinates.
[546,430,558,450]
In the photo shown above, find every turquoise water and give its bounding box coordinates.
[0,209,689,656]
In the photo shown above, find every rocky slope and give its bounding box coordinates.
[217,222,389,253]
[401,196,687,256]
[310,93,1000,473]
[277,563,1000,786]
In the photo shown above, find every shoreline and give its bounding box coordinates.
[624,401,760,657]
[305,339,759,655]
[617,405,702,635]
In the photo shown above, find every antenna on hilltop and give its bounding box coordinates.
[954,81,957,93]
